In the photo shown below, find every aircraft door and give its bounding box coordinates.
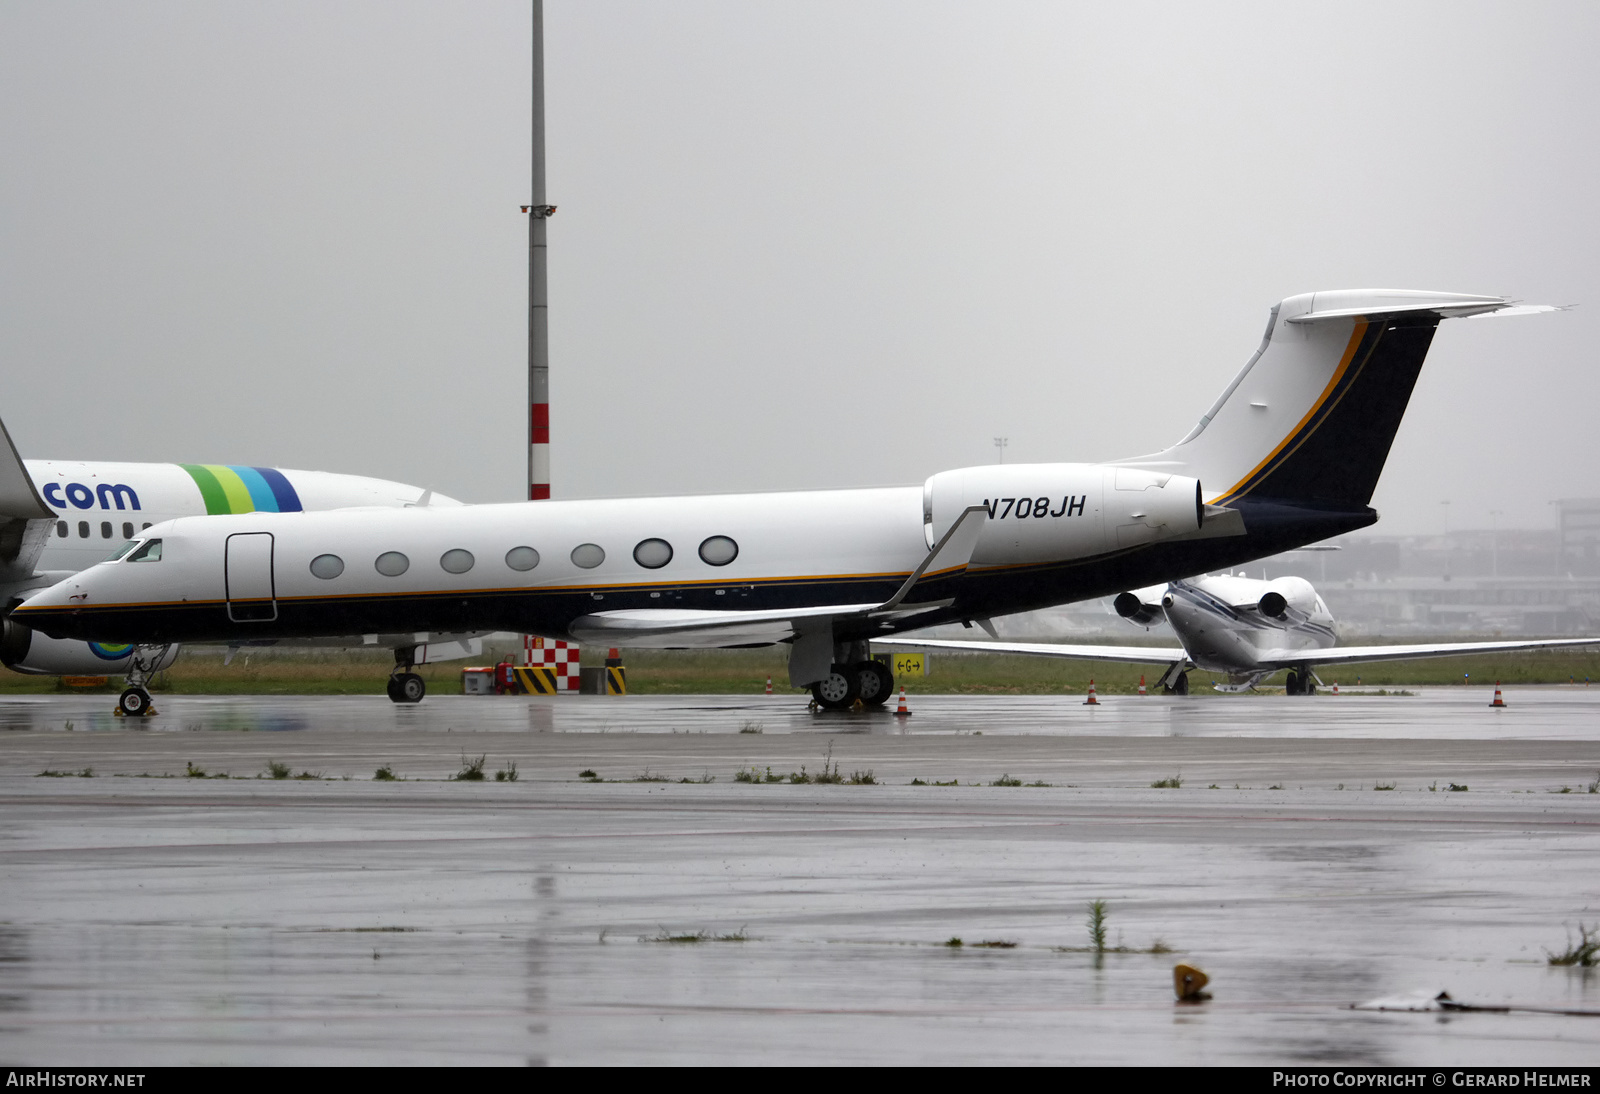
[225,532,277,622]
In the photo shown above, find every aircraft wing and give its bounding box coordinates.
[885,636,1186,666]
[0,414,55,584]
[569,504,990,648]
[1260,637,1600,668]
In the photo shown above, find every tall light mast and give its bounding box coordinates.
[523,0,553,500]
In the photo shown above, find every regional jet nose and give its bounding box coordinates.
[11,578,91,639]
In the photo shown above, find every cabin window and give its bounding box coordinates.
[632,538,673,569]
[77,521,89,539]
[505,546,540,572]
[122,522,134,540]
[698,535,738,566]
[141,523,151,531]
[107,540,139,562]
[127,539,162,563]
[56,521,67,537]
[439,549,475,574]
[374,551,410,577]
[100,522,112,539]
[570,543,605,569]
[310,554,344,579]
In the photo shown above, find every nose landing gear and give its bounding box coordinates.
[115,644,172,717]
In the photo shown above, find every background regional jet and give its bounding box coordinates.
[0,413,473,687]
[15,289,1559,714]
[893,572,1599,694]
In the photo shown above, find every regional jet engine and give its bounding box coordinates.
[1113,586,1168,628]
[0,619,178,676]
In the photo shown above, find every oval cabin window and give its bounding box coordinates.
[505,546,540,572]
[632,538,673,569]
[698,535,738,566]
[374,551,410,577]
[570,543,605,569]
[440,549,475,574]
[310,554,344,580]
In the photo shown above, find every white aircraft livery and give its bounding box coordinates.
[14,289,1559,712]
[0,416,464,682]
[893,572,1599,694]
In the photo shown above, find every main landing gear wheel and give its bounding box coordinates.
[118,687,151,717]
[1165,672,1189,696]
[1286,670,1311,695]
[387,673,426,704]
[810,663,860,711]
[854,660,894,707]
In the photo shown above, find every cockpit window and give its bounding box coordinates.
[127,539,162,563]
[106,540,140,562]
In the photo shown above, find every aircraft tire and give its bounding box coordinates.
[118,687,151,716]
[810,664,860,710]
[392,673,426,704]
[854,660,893,706]
[1285,670,1302,695]
[1168,672,1189,696]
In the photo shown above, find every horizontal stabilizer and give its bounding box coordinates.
[886,636,1185,666]
[1262,636,1600,669]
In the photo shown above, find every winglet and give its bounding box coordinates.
[879,504,988,611]
[0,415,51,520]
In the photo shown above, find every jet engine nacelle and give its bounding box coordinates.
[1256,576,1318,621]
[1113,585,1168,628]
[0,619,178,676]
[923,463,1203,565]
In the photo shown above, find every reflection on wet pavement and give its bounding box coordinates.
[0,692,1597,1063]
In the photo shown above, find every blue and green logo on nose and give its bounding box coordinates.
[88,642,133,662]
[179,465,303,515]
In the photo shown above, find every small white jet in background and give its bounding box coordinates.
[893,572,1600,694]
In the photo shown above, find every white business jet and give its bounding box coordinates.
[892,571,1599,694]
[15,289,1558,714]
[0,413,473,691]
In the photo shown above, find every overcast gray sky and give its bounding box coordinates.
[2,1,1595,536]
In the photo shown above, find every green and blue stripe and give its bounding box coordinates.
[178,465,303,515]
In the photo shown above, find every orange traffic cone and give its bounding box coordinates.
[1490,681,1506,708]
[765,675,773,696]
[1084,679,1100,705]
[1137,675,1147,696]
[1332,681,1339,695]
[894,687,911,716]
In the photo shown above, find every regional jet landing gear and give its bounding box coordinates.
[117,644,173,716]
[386,646,426,704]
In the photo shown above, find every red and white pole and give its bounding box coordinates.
[525,1,552,503]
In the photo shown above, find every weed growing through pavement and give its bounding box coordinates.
[848,770,877,785]
[811,741,844,784]
[1373,782,1397,791]
[293,770,322,780]
[36,768,94,778]
[1546,924,1600,967]
[643,927,749,943]
[1268,783,1284,790]
[454,754,487,781]
[1207,784,1219,790]
[185,761,206,779]
[1087,900,1108,954]
[578,769,598,780]
[495,761,519,782]
[1429,781,1438,792]
[373,765,398,781]
[267,761,291,780]
[971,940,1017,949]
[944,937,963,948]
[991,774,1022,787]
[1027,780,1051,787]
[739,722,763,734]
[1589,772,1600,794]
[677,771,714,784]
[1448,782,1469,792]
[632,769,669,783]
[1150,775,1182,789]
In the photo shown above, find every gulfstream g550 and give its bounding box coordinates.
[15,289,1555,713]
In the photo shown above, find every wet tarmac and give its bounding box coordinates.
[2,690,1599,1064]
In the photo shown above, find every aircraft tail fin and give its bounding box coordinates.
[1122,290,1554,509]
